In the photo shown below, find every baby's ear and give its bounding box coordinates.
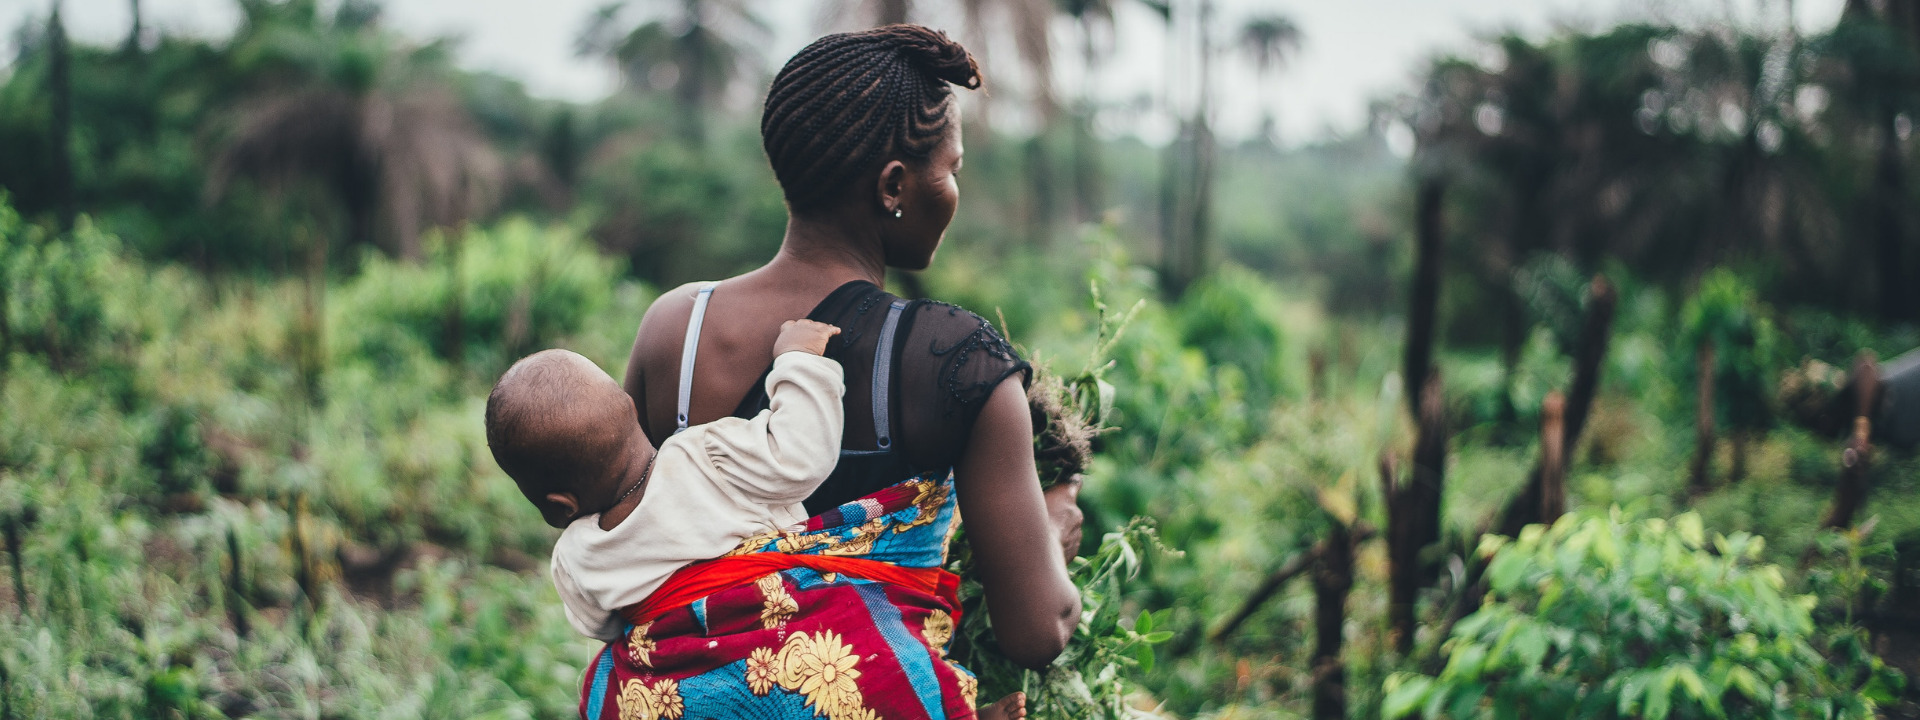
[541,492,582,529]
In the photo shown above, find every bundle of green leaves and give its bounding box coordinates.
[1384,510,1901,719]
[946,287,1175,719]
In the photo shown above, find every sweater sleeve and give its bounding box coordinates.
[697,352,846,505]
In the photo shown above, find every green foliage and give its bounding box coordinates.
[0,202,129,373]
[1385,510,1902,719]
[576,124,788,285]
[1173,266,1296,405]
[0,204,634,717]
[954,519,1176,720]
[1680,268,1782,430]
[333,217,625,375]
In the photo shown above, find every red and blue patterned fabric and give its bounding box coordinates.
[577,473,978,720]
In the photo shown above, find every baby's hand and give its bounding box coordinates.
[773,319,840,357]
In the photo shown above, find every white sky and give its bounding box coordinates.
[9,0,1846,146]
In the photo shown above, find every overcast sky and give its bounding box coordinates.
[8,0,1845,145]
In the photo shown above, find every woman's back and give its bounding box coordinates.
[625,278,1028,513]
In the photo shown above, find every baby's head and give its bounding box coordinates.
[485,349,655,528]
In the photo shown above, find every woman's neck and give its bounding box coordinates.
[767,212,887,288]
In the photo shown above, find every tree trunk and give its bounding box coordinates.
[1874,108,1913,323]
[1539,392,1567,523]
[1386,374,1448,655]
[226,526,250,638]
[1824,352,1881,529]
[444,228,465,369]
[1562,277,1616,443]
[1729,430,1751,485]
[1405,179,1445,416]
[49,4,75,232]
[4,512,25,611]
[1690,341,1717,494]
[1381,451,1415,654]
[1309,349,1327,402]
[1311,521,1353,720]
[301,226,328,406]
[124,0,142,54]
[1495,276,1615,536]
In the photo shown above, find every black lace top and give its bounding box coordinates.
[731,281,1031,514]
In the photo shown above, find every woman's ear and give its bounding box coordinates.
[875,159,908,215]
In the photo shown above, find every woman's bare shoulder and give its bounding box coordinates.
[634,282,712,349]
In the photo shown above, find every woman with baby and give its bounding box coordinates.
[488,23,1082,720]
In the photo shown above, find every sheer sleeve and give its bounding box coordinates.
[893,301,1032,472]
[731,282,1034,512]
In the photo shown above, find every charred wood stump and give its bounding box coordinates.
[1385,374,1448,654]
[1690,341,1718,495]
[226,526,249,639]
[1824,352,1881,530]
[1496,276,1615,537]
[1404,179,1445,417]
[1311,521,1354,720]
[1539,392,1567,524]
[1209,524,1377,645]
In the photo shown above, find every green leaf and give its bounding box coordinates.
[1676,512,1706,548]
[1444,642,1490,682]
[1133,642,1155,673]
[1135,608,1153,633]
[1488,550,1529,593]
[1381,674,1434,720]
[1141,630,1173,644]
[1646,668,1678,720]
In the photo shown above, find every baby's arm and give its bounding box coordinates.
[551,556,625,641]
[698,320,846,504]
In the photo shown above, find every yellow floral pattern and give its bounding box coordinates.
[947,660,978,710]
[774,630,870,720]
[757,573,798,629]
[627,622,656,668]
[776,532,829,554]
[821,518,888,557]
[617,677,684,720]
[921,609,953,653]
[725,529,781,557]
[893,480,947,533]
[745,646,780,695]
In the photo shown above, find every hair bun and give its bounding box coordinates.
[875,24,983,90]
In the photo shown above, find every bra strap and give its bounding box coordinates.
[871,300,908,449]
[675,282,718,434]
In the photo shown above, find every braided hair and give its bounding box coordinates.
[761,24,983,212]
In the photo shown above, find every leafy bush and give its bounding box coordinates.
[1384,510,1902,719]
[0,202,129,374]
[1680,269,1782,432]
[332,217,625,376]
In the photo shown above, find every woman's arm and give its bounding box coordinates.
[953,377,1082,670]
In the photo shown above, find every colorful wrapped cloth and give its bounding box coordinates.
[578,473,979,720]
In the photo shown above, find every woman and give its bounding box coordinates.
[578,24,1082,720]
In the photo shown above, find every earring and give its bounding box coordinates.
[893,208,903,218]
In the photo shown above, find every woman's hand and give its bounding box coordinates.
[1043,476,1084,564]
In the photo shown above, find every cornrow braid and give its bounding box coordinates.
[761,24,983,212]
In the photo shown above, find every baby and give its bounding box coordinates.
[484,319,845,641]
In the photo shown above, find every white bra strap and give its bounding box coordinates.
[675,282,717,434]
[871,300,908,449]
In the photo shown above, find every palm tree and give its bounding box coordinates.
[1238,14,1301,145]
[1058,0,1119,221]
[48,2,74,232]
[209,1,503,389]
[578,0,769,143]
